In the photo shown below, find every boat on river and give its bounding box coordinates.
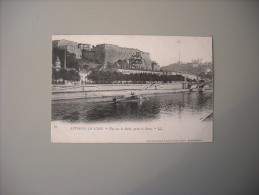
[113,93,147,103]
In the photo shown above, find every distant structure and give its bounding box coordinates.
[191,58,203,67]
[178,52,181,65]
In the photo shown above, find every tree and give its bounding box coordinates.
[58,69,68,80]
[68,69,80,81]
[52,68,59,80]
[87,71,187,84]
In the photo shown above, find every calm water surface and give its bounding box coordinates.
[52,92,213,124]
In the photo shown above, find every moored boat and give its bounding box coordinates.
[113,93,147,103]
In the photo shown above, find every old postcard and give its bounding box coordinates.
[51,35,213,143]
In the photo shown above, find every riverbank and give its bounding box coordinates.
[52,83,212,101]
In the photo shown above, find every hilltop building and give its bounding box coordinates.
[191,58,203,67]
[52,39,160,72]
[78,43,91,51]
[52,39,83,59]
[82,43,160,71]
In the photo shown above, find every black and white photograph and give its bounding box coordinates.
[51,35,213,143]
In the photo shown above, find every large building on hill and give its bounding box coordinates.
[52,39,85,59]
[52,40,160,71]
[52,39,91,69]
[82,43,160,71]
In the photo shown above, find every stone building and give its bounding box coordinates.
[78,43,91,51]
[52,39,83,59]
[82,43,160,71]
[52,40,161,72]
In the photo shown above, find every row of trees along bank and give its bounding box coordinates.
[52,68,80,82]
[87,71,196,84]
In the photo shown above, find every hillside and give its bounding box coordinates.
[161,63,212,75]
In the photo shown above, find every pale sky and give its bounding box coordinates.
[52,35,212,67]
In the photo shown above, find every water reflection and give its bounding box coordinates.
[52,92,213,123]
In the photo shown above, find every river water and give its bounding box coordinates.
[52,91,213,124]
[52,91,213,143]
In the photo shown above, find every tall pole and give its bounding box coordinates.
[64,49,66,69]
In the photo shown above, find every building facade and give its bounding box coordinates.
[82,43,160,71]
[79,71,92,84]
[53,39,83,59]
